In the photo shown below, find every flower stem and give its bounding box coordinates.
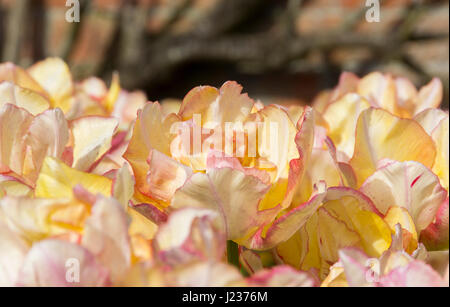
[226,240,240,268]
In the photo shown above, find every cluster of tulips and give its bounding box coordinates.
[0,58,448,287]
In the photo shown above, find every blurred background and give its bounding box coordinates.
[0,0,448,107]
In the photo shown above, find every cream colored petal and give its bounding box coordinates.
[27,58,75,113]
[17,239,110,286]
[360,161,447,232]
[431,116,449,190]
[323,93,370,157]
[71,116,118,171]
[0,82,50,115]
[81,197,130,283]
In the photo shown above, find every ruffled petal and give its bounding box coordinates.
[0,82,49,115]
[35,157,112,198]
[360,161,447,232]
[17,239,110,286]
[350,108,436,186]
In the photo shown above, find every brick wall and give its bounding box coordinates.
[0,0,448,106]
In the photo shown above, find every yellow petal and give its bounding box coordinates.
[0,82,50,115]
[415,78,443,115]
[103,72,120,113]
[384,207,418,254]
[256,105,299,181]
[323,93,370,157]
[0,62,48,98]
[275,209,322,271]
[432,116,449,190]
[0,196,89,241]
[112,164,135,209]
[71,116,118,171]
[0,175,32,197]
[124,102,179,198]
[357,72,398,115]
[321,188,392,258]
[35,157,112,198]
[27,58,74,113]
[24,108,69,183]
[178,85,219,121]
[350,108,436,186]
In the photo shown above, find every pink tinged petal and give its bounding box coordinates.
[0,220,28,286]
[420,197,449,251]
[153,208,225,266]
[317,208,362,273]
[124,102,180,196]
[415,78,443,115]
[293,106,315,179]
[414,108,448,135]
[360,161,447,232]
[394,77,418,113]
[112,164,135,209]
[178,85,219,121]
[247,265,318,287]
[0,82,50,115]
[111,90,147,127]
[167,261,242,287]
[17,239,110,287]
[24,108,69,182]
[81,197,131,283]
[244,184,327,250]
[207,151,271,185]
[203,81,254,128]
[80,77,108,101]
[131,203,168,225]
[239,248,263,274]
[0,63,48,98]
[338,248,373,287]
[0,104,33,176]
[328,71,360,103]
[0,175,32,197]
[378,260,447,287]
[357,72,397,113]
[145,149,192,202]
[172,167,279,241]
[91,135,129,176]
[71,116,119,171]
[325,137,357,188]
